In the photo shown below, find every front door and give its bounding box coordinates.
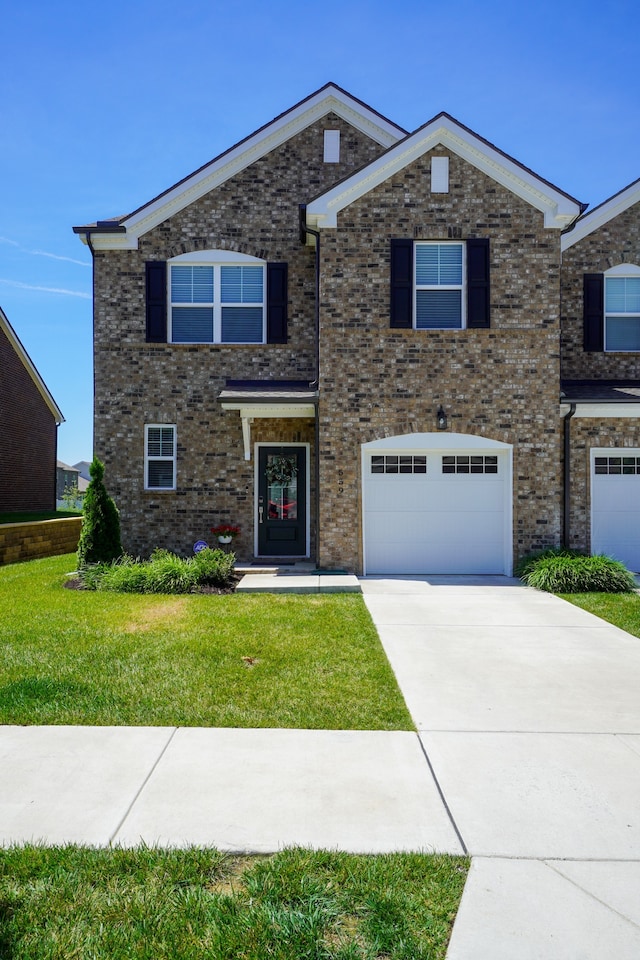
[257,446,307,557]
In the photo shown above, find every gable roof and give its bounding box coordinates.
[561,176,640,251]
[306,112,584,231]
[73,83,407,251]
[0,306,64,424]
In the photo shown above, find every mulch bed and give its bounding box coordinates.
[63,575,240,595]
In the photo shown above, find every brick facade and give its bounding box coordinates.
[561,203,640,379]
[0,321,59,513]
[316,150,563,570]
[92,115,384,559]
[79,87,640,572]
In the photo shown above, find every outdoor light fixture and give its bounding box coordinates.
[436,405,447,430]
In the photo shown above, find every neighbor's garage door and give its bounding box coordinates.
[591,451,640,572]
[363,451,507,575]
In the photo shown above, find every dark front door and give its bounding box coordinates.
[257,446,307,557]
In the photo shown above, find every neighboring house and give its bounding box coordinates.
[73,83,640,574]
[56,461,80,501]
[73,461,92,482]
[0,306,64,513]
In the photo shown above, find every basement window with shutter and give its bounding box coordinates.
[169,251,265,344]
[415,242,465,329]
[145,424,176,490]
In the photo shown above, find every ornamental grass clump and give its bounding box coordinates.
[79,548,236,594]
[518,547,636,593]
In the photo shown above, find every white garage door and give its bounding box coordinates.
[363,443,509,575]
[591,450,640,572]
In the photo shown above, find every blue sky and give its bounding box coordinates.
[2,0,639,466]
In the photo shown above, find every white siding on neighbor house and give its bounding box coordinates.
[591,448,640,572]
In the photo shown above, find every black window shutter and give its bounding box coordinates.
[145,261,167,342]
[467,238,490,328]
[390,239,413,328]
[267,262,288,343]
[583,273,604,351]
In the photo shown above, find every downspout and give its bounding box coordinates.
[299,205,321,567]
[563,402,576,548]
[85,232,96,465]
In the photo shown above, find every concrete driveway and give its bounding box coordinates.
[362,575,640,959]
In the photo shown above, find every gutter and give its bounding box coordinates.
[299,204,321,568]
[563,402,576,547]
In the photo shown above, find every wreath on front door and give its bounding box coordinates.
[265,455,298,486]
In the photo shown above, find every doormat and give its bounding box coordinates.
[250,561,296,566]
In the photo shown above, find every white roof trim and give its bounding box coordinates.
[562,178,640,251]
[561,402,640,418]
[0,307,64,423]
[85,86,406,251]
[307,116,581,231]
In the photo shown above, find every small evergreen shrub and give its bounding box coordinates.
[518,547,636,593]
[79,548,236,594]
[77,457,123,567]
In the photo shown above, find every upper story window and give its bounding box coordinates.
[604,265,640,352]
[169,250,265,344]
[390,238,489,331]
[415,242,465,329]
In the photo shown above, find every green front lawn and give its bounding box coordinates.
[0,846,468,960]
[0,554,413,730]
[562,590,640,638]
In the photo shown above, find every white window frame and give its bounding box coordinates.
[145,424,177,491]
[168,250,266,344]
[414,241,466,330]
[604,263,640,352]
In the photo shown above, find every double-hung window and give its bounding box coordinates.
[604,268,640,352]
[415,242,465,329]
[390,238,489,330]
[145,425,176,490]
[169,251,265,344]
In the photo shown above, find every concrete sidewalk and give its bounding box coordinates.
[1,576,640,956]
[361,576,640,959]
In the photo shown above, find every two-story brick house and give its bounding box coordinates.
[74,83,640,574]
[0,305,63,512]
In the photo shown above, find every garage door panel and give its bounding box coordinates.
[428,480,504,512]
[363,447,509,575]
[591,457,640,572]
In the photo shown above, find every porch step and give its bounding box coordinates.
[235,568,361,594]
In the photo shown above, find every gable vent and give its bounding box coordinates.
[431,156,449,193]
[324,130,340,163]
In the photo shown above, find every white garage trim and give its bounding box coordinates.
[590,447,640,572]
[362,433,513,576]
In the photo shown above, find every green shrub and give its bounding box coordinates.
[518,547,636,593]
[192,546,236,586]
[77,457,123,567]
[79,548,236,594]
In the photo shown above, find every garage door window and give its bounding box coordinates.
[371,455,427,474]
[594,456,640,475]
[442,455,498,474]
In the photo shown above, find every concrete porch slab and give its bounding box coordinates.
[236,573,361,593]
[447,858,640,960]
[113,728,461,853]
[422,731,640,859]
